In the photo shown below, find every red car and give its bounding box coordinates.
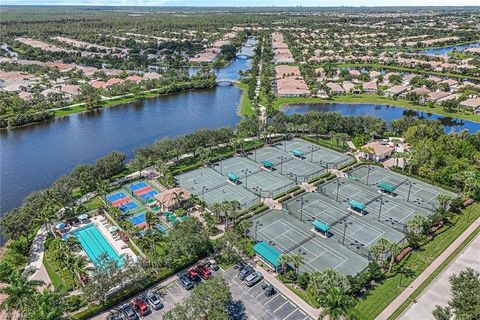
[196,265,212,280]
[131,298,150,316]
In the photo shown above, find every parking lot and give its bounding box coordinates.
[224,267,313,320]
[94,265,313,320]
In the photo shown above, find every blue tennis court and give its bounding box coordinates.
[139,190,158,201]
[106,192,127,203]
[129,212,146,226]
[119,202,138,212]
[128,181,148,191]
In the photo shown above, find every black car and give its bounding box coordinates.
[121,304,138,320]
[264,284,277,297]
[234,261,246,271]
[178,274,194,290]
[238,265,254,280]
[146,291,164,310]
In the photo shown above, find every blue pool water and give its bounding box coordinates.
[422,41,480,55]
[282,103,480,133]
[72,224,124,267]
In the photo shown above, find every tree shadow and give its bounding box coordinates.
[227,299,247,320]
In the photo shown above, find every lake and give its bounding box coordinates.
[282,103,480,133]
[422,41,480,55]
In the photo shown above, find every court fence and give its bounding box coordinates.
[338,236,372,261]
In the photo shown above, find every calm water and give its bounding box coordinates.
[282,103,480,133]
[422,41,480,55]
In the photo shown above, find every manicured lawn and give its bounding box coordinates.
[286,284,321,308]
[236,82,256,116]
[83,196,104,211]
[351,204,480,320]
[388,222,480,320]
[43,249,75,292]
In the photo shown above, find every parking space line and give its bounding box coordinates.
[273,301,289,313]
[283,308,300,320]
[266,295,283,305]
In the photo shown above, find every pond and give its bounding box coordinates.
[282,103,480,133]
[422,41,480,55]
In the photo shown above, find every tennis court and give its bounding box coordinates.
[247,146,292,165]
[106,192,127,203]
[284,192,405,244]
[212,156,262,176]
[177,168,228,194]
[275,138,353,169]
[251,210,369,275]
[202,183,259,209]
[239,170,295,198]
[276,157,325,182]
[348,165,457,211]
[320,178,380,206]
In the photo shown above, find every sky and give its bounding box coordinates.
[2,1,479,6]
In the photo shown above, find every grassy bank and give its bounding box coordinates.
[271,94,480,123]
[388,222,480,320]
[351,204,480,320]
[235,82,256,116]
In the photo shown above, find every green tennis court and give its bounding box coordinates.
[251,210,369,275]
[177,168,227,194]
[239,170,295,198]
[202,183,259,209]
[275,138,354,169]
[212,156,262,176]
[247,146,292,165]
[348,165,457,211]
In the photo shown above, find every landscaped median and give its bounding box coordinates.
[350,203,480,320]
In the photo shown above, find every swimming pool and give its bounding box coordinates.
[72,224,124,267]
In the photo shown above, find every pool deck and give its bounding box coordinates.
[82,216,136,264]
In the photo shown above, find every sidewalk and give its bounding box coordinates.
[377,216,480,320]
[24,225,52,287]
[254,264,321,319]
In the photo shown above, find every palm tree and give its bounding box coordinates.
[0,271,44,319]
[26,288,66,320]
[387,242,402,273]
[370,238,392,269]
[407,214,427,236]
[172,190,186,210]
[63,253,90,288]
[436,194,453,212]
[318,286,353,320]
[289,253,304,278]
[146,211,161,229]
[211,203,224,224]
[278,254,292,272]
[359,146,375,161]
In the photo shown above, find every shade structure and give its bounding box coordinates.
[292,149,304,157]
[55,222,66,229]
[312,220,330,233]
[78,214,88,221]
[378,182,397,193]
[168,214,177,222]
[253,241,281,268]
[349,199,366,210]
[227,172,240,182]
[108,226,119,233]
[162,211,172,217]
[261,160,273,168]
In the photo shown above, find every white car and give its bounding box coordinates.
[245,271,263,287]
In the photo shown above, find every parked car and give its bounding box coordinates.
[132,298,150,316]
[197,265,212,280]
[121,304,138,320]
[234,261,246,270]
[146,291,164,310]
[264,284,277,297]
[245,271,263,287]
[238,265,254,280]
[208,259,219,271]
[178,274,194,290]
[187,268,202,285]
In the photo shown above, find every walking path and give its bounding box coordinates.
[24,226,52,287]
[254,264,321,319]
[377,216,480,320]
[399,232,480,320]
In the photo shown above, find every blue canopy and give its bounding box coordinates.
[261,160,273,168]
[227,172,239,182]
[378,182,397,193]
[312,220,330,233]
[349,200,366,210]
[292,150,304,157]
[253,242,281,268]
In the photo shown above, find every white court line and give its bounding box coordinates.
[301,240,349,271]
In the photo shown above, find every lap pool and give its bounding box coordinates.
[72,224,124,268]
